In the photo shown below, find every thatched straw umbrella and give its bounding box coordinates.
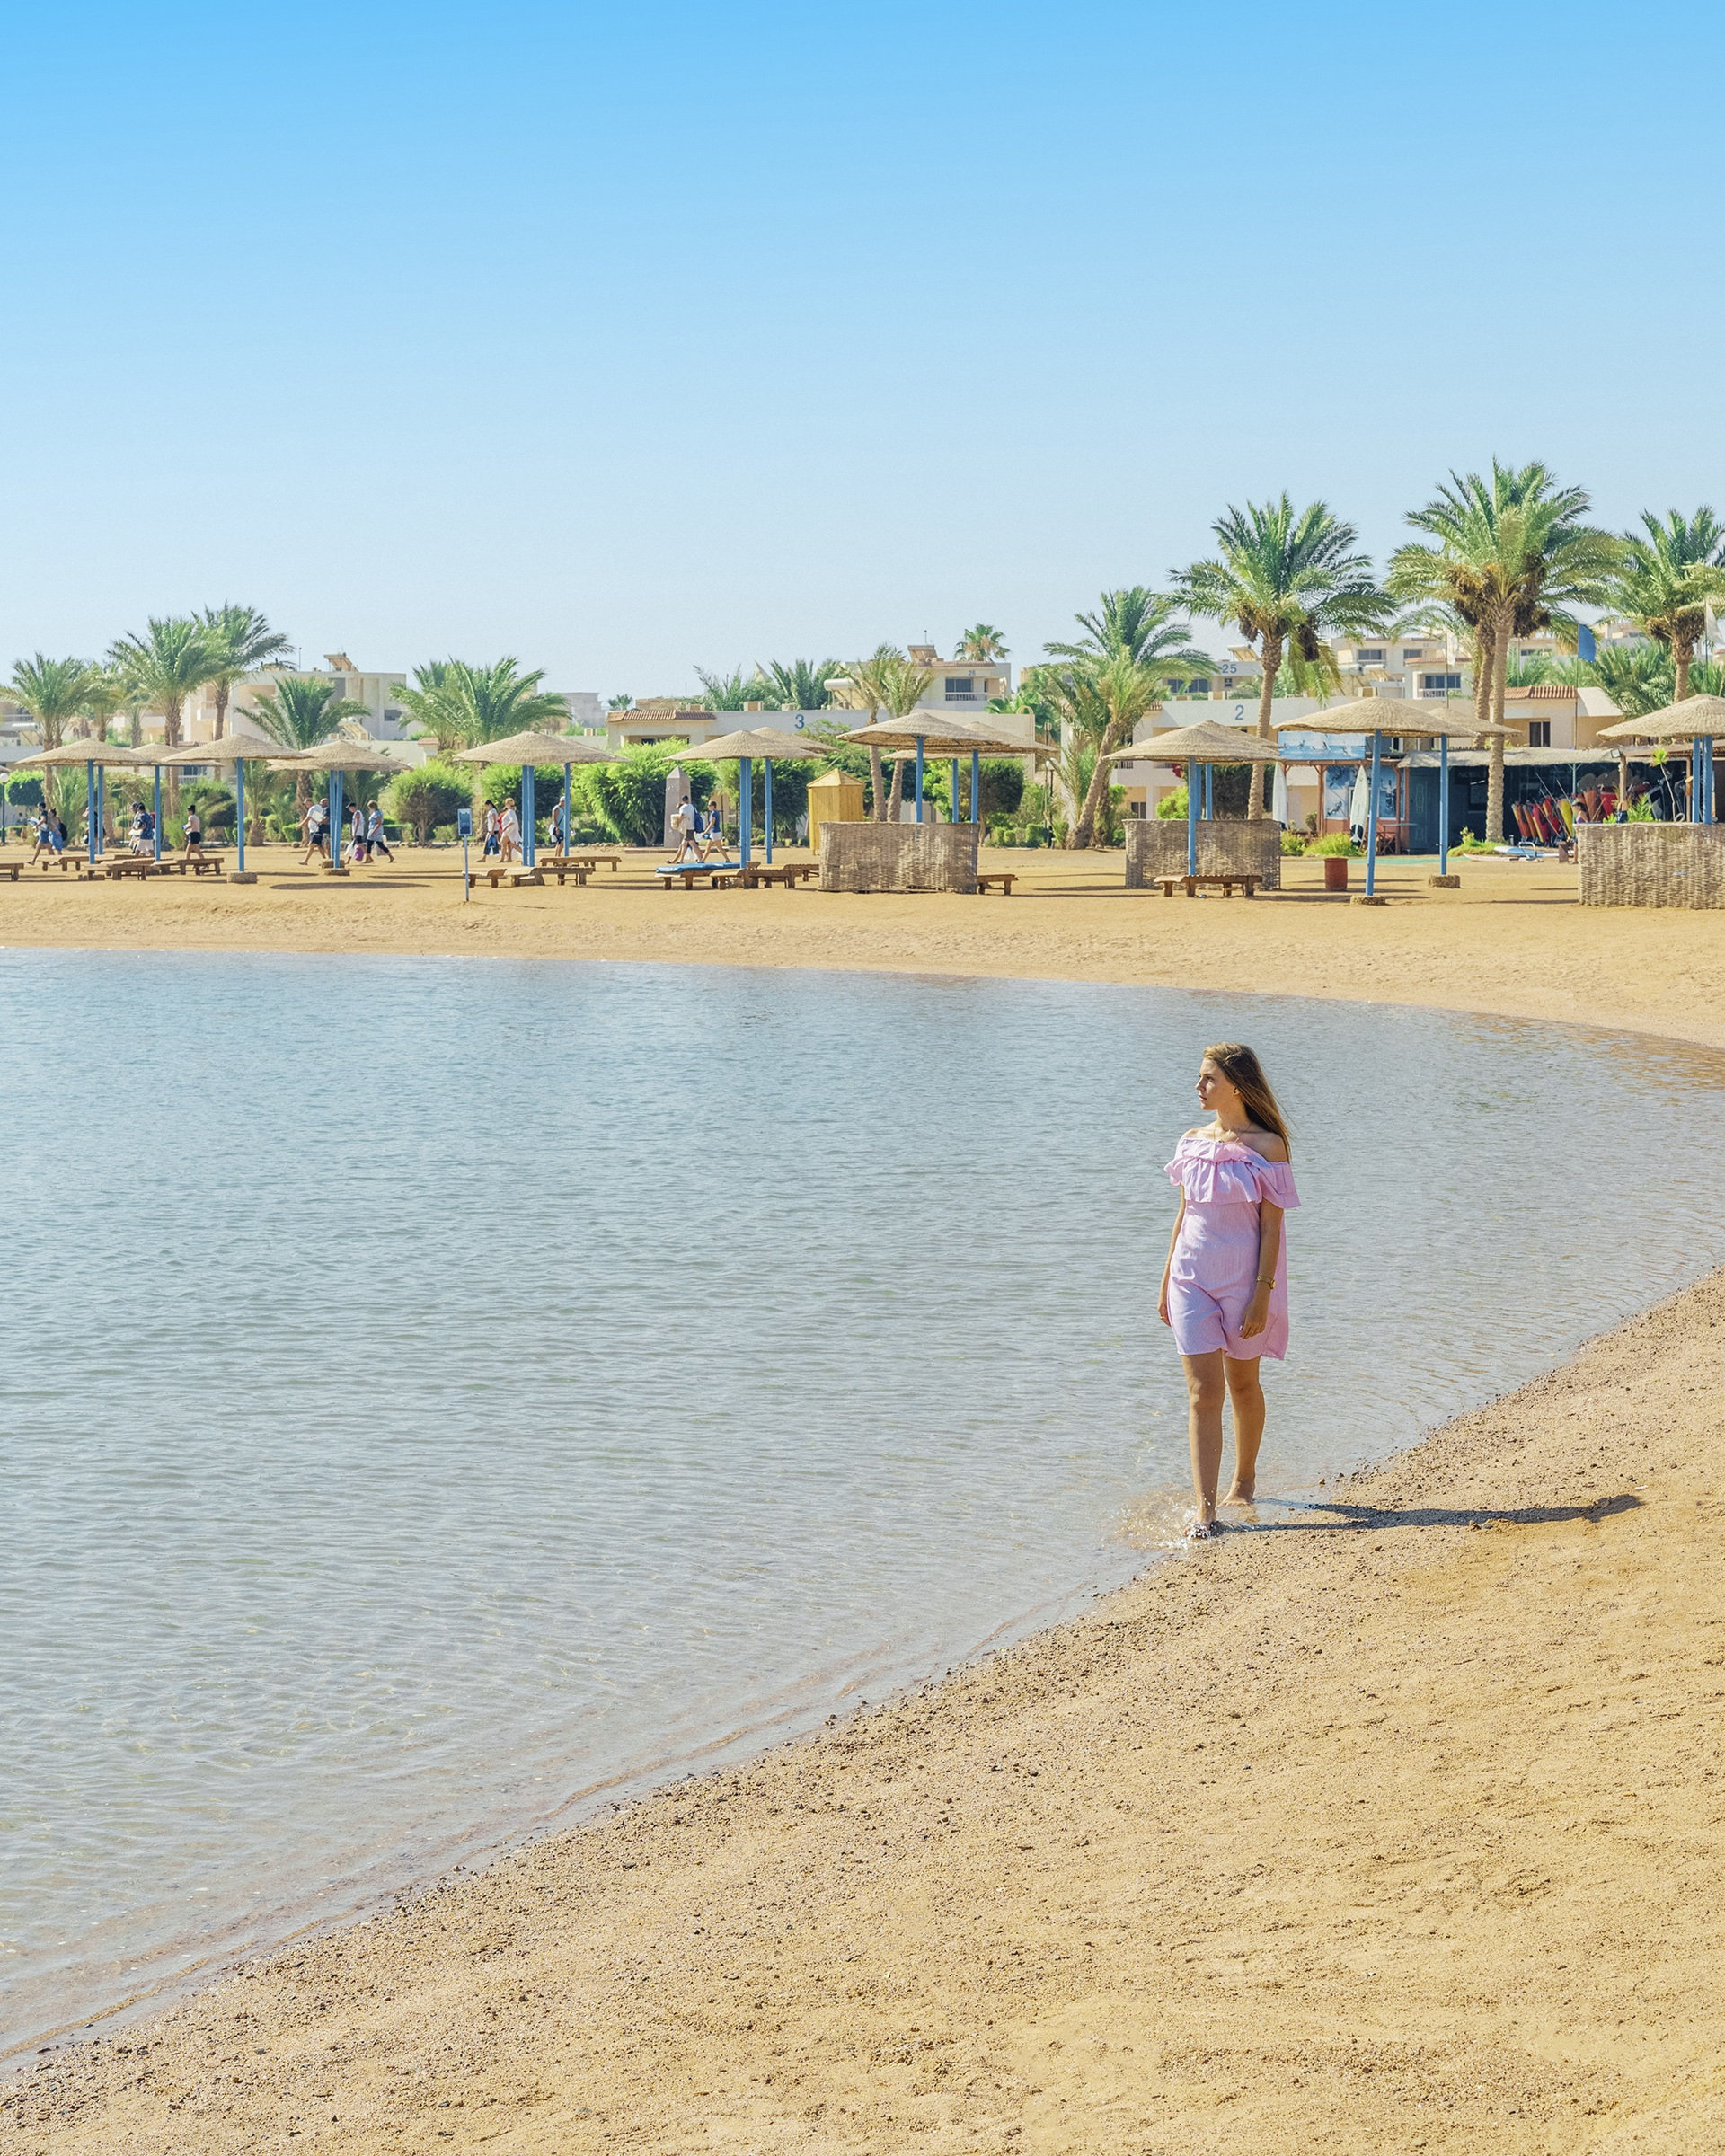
[1109,720,1280,879]
[454,731,614,865]
[1598,694,1725,824]
[263,737,408,871]
[158,733,305,874]
[12,740,160,861]
[686,726,828,864]
[837,711,1053,827]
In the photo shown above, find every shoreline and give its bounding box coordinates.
[8,859,1725,2147]
[9,1264,1724,2150]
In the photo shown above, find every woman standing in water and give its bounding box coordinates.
[1159,1042,1299,1540]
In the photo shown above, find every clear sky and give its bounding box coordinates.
[1,1,1712,694]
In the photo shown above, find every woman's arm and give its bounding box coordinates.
[1157,1189,1185,1326]
[1236,1202,1284,1339]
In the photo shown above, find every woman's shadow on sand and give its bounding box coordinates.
[1233,1492,1641,1533]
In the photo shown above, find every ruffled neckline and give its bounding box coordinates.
[1175,1130,1279,1163]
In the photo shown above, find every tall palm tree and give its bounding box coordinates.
[109,617,219,750]
[75,666,128,743]
[1395,464,1620,839]
[395,661,464,755]
[956,623,1008,661]
[1175,499,1389,817]
[694,666,767,710]
[1608,509,1725,704]
[830,645,933,821]
[200,605,292,739]
[757,658,843,711]
[8,655,98,750]
[249,678,371,813]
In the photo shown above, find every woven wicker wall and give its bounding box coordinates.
[819,821,981,893]
[1126,817,1283,891]
[1579,824,1725,908]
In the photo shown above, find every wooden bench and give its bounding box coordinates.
[1157,873,1259,898]
[533,857,592,887]
[659,863,740,890]
[172,852,226,877]
[975,871,1017,895]
[554,852,622,873]
[81,853,163,880]
[4,851,88,878]
[475,861,558,888]
[739,860,818,888]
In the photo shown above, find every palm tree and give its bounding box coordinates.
[75,666,128,744]
[1394,464,1620,839]
[757,658,843,711]
[1039,653,1175,848]
[1587,640,1675,720]
[829,646,933,821]
[249,677,371,816]
[1608,509,1725,704]
[395,661,464,755]
[1175,499,1390,817]
[694,666,768,710]
[109,617,219,750]
[956,624,1008,661]
[200,605,292,739]
[8,655,98,750]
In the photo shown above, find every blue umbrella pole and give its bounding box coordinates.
[970,749,981,826]
[86,759,96,856]
[562,764,571,853]
[1186,763,1199,878]
[523,763,535,866]
[739,758,752,867]
[764,758,774,863]
[1365,731,1382,897]
[153,767,162,861]
[235,760,246,872]
[1439,731,1449,874]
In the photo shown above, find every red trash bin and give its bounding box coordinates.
[1323,854,1349,892]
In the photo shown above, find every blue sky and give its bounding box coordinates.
[0,1,1712,693]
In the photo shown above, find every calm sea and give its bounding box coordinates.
[4,952,1721,2059]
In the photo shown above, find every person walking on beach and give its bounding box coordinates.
[500,799,521,863]
[482,803,500,858]
[301,797,328,865]
[182,804,203,857]
[1159,1042,1299,1541]
[366,804,394,862]
[349,803,367,866]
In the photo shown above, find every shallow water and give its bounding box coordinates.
[3,952,1721,2059]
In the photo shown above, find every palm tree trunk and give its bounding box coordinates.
[1250,637,1282,818]
[215,684,228,741]
[885,758,905,824]
[1487,609,1511,843]
[1072,723,1125,848]
[868,747,887,822]
[1676,637,1694,703]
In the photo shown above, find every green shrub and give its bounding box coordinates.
[587,744,716,847]
[1155,784,1188,820]
[1311,833,1358,857]
[384,759,473,844]
[1279,830,1307,855]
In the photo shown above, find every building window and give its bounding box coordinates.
[1358,649,1385,666]
[1529,720,1551,747]
[1402,648,1426,661]
[1418,673,1463,696]
[1183,678,1210,694]
[944,676,975,696]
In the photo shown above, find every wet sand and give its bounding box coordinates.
[6,843,1724,2152]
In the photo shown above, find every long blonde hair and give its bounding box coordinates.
[1203,1041,1291,1155]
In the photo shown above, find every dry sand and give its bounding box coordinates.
[5,843,1724,2152]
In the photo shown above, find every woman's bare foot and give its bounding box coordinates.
[1185,1513,1222,1542]
[1222,1480,1255,1505]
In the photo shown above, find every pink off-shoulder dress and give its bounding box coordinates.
[1164,1132,1301,1361]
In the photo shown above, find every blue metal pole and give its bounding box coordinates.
[739,757,752,866]
[562,763,571,855]
[1203,763,1213,820]
[332,772,342,868]
[970,749,981,826]
[1439,731,1449,874]
[1706,737,1716,825]
[1366,730,1382,897]
[1186,762,1199,878]
[914,736,924,824]
[523,764,535,866]
[153,766,162,861]
[235,759,246,873]
[764,758,774,863]
[85,758,95,857]
[96,765,105,857]
[950,756,960,830]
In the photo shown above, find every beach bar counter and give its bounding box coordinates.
[1581,696,1725,908]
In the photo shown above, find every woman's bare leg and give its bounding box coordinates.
[1181,1351,1227,1527]
[1222,1356,1265,1502]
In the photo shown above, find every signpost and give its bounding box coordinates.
[457,806,472,901]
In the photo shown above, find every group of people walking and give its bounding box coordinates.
[668,796,725,862]
[298,799,394,868]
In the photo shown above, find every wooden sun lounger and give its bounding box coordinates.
[4,850,89,878]
[551,852,622,872]
[975,871,1017,895]
[533,857,592,887]
[658,862,741,890]
[1157,873,1259,898]
[739,860,818,888]
[80,853,164,880]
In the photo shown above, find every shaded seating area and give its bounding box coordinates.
[453,729,615,873]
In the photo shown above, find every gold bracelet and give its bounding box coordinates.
[1256,1276,1274,1286]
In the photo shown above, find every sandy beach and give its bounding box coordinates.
[5,845,1724,2152]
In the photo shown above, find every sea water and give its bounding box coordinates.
[4,951,1722,2059]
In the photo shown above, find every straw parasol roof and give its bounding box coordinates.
[1597,694,1725,741]
[157,734,300,765]
[13,740,160,769]
[692,726,831,762]
[837,712,1055,757]
[1270,698,1510,739]
[1108,720,1281,765]
[452,730,615,766]
[265,737,409,773]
